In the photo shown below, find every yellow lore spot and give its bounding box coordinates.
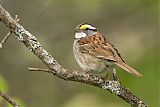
[80,24,96,30]
[80,25,88,30]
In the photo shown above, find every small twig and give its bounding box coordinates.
[0,91,19,107]
[15,15,20,22]
[28,67,52,73]
[0,15,20,48]
[0,31,12,48]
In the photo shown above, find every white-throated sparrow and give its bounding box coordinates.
[73,23,142,78]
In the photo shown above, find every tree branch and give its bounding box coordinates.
[0,4,147,107]
[0,91,19,107]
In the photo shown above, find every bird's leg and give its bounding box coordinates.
[105,71,109,80]
[112,68,119,81]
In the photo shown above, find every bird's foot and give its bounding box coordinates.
[112,69,119,81]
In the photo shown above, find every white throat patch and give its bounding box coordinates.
[75,32,87,39]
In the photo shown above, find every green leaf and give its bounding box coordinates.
[0,74,8,92]
[0,74,9,102]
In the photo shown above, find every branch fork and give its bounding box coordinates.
[0,15,20,48]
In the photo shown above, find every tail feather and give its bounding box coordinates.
[115,62,142,77]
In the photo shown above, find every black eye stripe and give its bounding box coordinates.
[85,28,97,31]
[92,29,97,31]
[85,28,89,30]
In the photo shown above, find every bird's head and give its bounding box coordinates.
[74,23,98,39]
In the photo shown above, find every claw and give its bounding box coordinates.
[112,68,119,81]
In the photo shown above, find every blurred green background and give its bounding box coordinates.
[0,0,159,107]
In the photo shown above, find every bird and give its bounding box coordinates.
[73,23,142,79]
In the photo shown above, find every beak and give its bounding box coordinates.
[73,27,80,32]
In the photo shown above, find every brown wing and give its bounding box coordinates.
[78,33,142,77]
[78,33,123,62]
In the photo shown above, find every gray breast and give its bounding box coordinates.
[73,39,111,74]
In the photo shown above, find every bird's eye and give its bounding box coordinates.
[85,28,89,30]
